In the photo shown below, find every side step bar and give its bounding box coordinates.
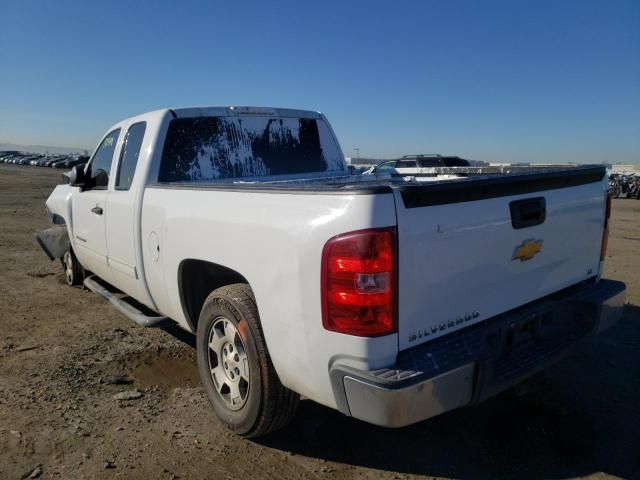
[83,276,171,328]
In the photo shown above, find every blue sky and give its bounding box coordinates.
[1,0,638,163]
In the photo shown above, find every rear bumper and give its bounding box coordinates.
[330,278,626,428]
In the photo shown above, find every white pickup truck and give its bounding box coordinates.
[37,106,626,438]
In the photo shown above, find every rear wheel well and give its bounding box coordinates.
[178,259,249,332]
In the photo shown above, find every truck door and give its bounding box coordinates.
[71,128,121,281]
[104,121,152,305]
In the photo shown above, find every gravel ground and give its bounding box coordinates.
[0,164,638,480]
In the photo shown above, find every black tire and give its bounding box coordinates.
[61,248,85,286]
[196,283,299,438]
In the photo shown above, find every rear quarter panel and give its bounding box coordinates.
[141,187,398,408]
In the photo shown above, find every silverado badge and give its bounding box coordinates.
[512,239,543,262]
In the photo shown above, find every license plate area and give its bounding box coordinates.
[494,302,595,381]
[502,310,554,351]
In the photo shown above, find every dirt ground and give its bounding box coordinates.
[0,164,638,480]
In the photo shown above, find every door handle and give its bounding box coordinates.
[91,206,103,215]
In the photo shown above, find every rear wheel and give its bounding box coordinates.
[196,283,299,437]
[61,249,85,286]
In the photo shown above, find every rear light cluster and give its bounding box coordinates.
[600,192,612,261]
[321,227,397,336]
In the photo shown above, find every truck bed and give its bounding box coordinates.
[149,164,604,195]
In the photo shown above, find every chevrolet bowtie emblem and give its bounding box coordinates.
[512,239,543,261]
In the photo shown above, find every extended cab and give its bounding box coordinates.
[37,106,626,437]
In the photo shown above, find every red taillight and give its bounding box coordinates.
[600,193,611,261]
[321,227,397,336]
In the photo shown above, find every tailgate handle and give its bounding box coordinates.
[510,197,546,229]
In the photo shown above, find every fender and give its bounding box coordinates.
[34,225,70,261]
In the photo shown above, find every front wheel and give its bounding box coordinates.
[61,249,85,286]
[196,283,299,438]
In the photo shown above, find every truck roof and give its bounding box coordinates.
[144,106,324,120]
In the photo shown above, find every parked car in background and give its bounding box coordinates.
[18,156,38,165]
[631,176,640,199]
[0,152,90,168]
[609,173,640,199]
[50,159,70,168]
[364,154,471,176]
[44,157,65,167]
[55,156,89,169]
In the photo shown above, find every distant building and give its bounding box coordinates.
[489,162,584,168]
[611,164,640,173]
[490,162,531,167]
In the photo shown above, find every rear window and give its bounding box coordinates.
[158,116,345,182]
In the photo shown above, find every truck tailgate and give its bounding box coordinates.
[392,166,606,351]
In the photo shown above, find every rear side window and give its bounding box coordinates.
[396,160,417,168]
[116,122,146,190]
[417,158,442,168]
[86,129,120,188]
[158,116,345,182]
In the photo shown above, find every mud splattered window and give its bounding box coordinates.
[116,122,146,190]
[158,116,345,182]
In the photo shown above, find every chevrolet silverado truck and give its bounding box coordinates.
[36,106,626,438]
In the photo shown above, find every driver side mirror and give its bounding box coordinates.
[69,164,87,188]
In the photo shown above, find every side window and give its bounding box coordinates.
[376,161,397,173]
[396,160,417,168]
[418,158,441,168]
[86,129,120,189]
[116,122,146,190]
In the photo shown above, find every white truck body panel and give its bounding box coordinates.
[141,187,398,407]
[394,182,606,350]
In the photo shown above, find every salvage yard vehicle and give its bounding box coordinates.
[364,154,471,175]
[49,158,70,168]
[44,157,66,167]
[18,156,37,165]
[36,106,626,438]
[363,154,472,182]
[609,173,640,200]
